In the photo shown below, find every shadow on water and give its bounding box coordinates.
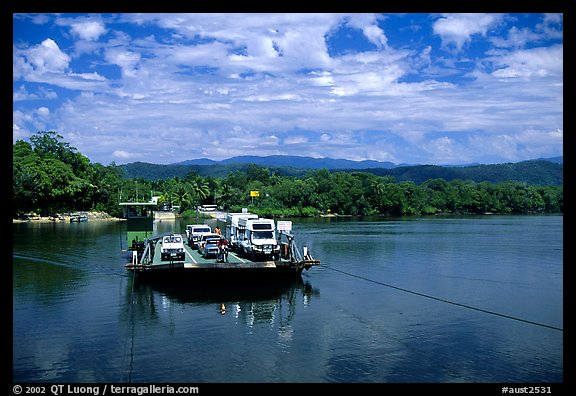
[130,275,319,305]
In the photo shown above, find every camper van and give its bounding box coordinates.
[238,218,280,261]
[225,212,259,252]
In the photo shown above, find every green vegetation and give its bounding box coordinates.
[13,131,563,219]
[118,157,563,185]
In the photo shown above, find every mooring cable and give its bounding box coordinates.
[323,265,563,332]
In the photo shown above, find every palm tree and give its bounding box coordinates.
[189,178,210,206]
[158,191,172,208]
[215,180,236,210]
[173,187,192,212]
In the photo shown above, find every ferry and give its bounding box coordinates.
[120,202,320,279]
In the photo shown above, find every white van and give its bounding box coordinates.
[226,212,258,251]
[239,218,280,261]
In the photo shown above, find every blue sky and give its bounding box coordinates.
[13,13,563,166]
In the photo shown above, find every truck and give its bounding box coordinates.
[238,218,280,261]
[225,212,259,252]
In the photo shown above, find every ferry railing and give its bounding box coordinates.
[279,232,302,263]
[140,238,152,265]
[278,231,319,270]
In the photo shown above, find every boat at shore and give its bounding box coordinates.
[70,212,88,222]
[120,202,320,279]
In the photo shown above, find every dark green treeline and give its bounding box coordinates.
[13,131,563,218]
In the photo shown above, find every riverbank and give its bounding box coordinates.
[13,211,124,223]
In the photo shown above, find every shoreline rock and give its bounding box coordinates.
[13,211,124,223]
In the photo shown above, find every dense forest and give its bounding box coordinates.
[13,131,563,219]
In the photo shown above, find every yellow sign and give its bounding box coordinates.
[250,190,260,197]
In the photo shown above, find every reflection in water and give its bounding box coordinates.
[125,275,319,327]
[119,275,320,382]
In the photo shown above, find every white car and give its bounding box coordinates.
[187,224,212,248]
[160,234,185,261]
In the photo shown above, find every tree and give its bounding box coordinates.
[215,180,241,210]
[173,187,192,212]
[12,131,564,218]
[13,135,95,215]
[13,140,41,216]
[191,178,210,204]
[246,164,271,184]
[30,131,71,159]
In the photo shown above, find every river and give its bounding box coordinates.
[12,214,563,383]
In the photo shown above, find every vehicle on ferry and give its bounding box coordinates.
[226,212,259,252]
[186,224,212,248]
[121,202,320,279]
[160,234,186,261]
[239,218,280,261]
[198,233,221,258]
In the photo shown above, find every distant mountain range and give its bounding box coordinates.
[174,154,563,169]
[536,156,563,164]
[174,155,398,169]
[118,155,563,185]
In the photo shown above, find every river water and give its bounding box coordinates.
[12,215,563,383]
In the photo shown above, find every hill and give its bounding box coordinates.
[175,155,396,169]
[361,160,563,185]
[119,161,312,180]
[118,155,563,185]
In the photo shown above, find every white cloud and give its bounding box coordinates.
[13,38,109,92]
[69,72,107,81]
[23,39,70,73]
[346,14,388,49]
[433,13,503,51]
[284,136,309,145]
[124,13,339,74]
[491,26,541,48]
[112,150,139,160]
[13,13,563,165]
[421,136,473,164]
[13,122,29,142]
[36,107,50,116]
[538,13,563,40]
[309,71,334,87]
[169,42,230,66]
[13,108,47,135]
[514,128,563,158]
[491,44,563,79]
[69,20,106,41]
[104,48,142,78]
[13,85,37,101]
